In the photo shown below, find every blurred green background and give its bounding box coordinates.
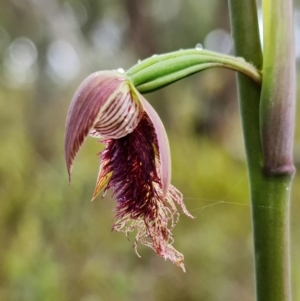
[1,1,300,300]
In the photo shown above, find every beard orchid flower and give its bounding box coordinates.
[65,70,193,271]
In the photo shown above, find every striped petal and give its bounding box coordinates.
[65,71,144,181]
[92,87,142,138]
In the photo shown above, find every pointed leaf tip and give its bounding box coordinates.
[92,168,113,201]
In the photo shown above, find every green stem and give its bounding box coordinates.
[260,0,295,175]
[251,177,292,301]
[126,49,262,93]
[228,1,293,301]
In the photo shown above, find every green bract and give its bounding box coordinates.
[126,48,262,93]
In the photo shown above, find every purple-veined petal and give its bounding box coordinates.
[64,71,143,182]
[93,89,143,138]
[137,91,171,197]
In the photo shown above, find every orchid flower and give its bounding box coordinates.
[65,70,193,271]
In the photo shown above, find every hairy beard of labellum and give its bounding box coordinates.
[98,113,192,271]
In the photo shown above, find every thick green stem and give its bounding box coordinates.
[251,177,292,301]
[228,1,293,301]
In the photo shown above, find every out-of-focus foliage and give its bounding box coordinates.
[0,0,300,300]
